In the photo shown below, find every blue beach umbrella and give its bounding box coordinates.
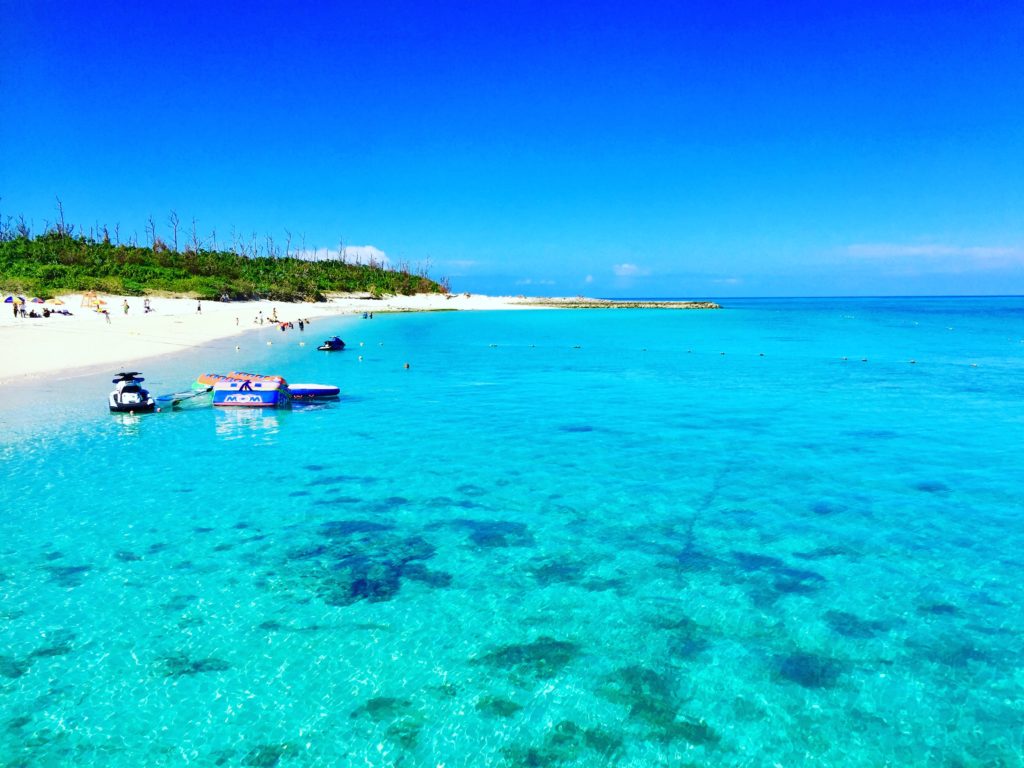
[3,296,12,303]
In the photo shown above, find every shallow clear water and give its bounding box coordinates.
[2,298,1023,766]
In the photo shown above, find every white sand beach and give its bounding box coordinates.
[0,292,552,384]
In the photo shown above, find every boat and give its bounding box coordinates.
[155,385,213,409]
[317,336,346,351]
[109,372,156,413]
[212,378,289,408]
[289,383,341,400]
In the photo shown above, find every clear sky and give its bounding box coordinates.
[2,1,1022,297]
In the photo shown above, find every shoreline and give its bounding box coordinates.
[0,292,719,383]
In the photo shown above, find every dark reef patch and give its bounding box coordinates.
[294,527,441,607]
[287,490,310,498]
[319,520,394,537]
[596,665,718,745]
[917,602,959,616]
[243,743,294,767]
[312,474,379,486]
[6,714,32,731]
[350,697,412,720]
[474,637,581,680]
[194,527,215,534]
[732,551,786,571]
[163,594,198,612]
[793,545,857,560]
[115,550,141,562]
[30,632,76,658]
[914,481,950,494]
[401,562,453,588]
[527,556,589,586]
[476,696,522,718]
[811,501,845,516]
[447,519,534,548]
[312,496,362,506]
[559,425,594,433]
[160,653,231,677]
[457,483,488,497]
[905,636,987,667]
[44,564,92,588]
[0,655,31,679]
[775,652,843,688]
[43,551,63,561]
[824,610,889,639]
[503,720,622,766]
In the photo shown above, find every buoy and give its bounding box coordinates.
[359,342,365,347]
[861,358,867,362]
[299,341,305,347]
[358,355,363,361]
[404,362,410,369]
[841,356,848,361]
[267,341,272,346]
[759,353,764,357]
[909,360,916,364]
[489,344,497,348]
[573,345,581,349]
[235,345,240,351]
[970,363,978,368]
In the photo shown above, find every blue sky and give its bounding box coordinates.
[2,1,1022,296]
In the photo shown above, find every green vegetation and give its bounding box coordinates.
[0,230,446,301]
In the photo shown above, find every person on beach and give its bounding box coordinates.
[122,300,129,315]
[144,298,152,313]
[11,302,16,319]
[196,301,202,314]
[298,319,304,331]
[104,309,111,324]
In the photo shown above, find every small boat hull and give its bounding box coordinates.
[289,383,341,400]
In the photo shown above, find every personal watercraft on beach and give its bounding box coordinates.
[317,336,346,351]
[109,372,156,413]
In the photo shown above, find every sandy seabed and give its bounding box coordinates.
[0,292,550,384]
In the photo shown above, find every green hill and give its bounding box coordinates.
[0,232,446,301]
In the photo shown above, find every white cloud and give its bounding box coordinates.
[844,243,1023,275]
[847,243,1019,261]
[515,277,555,286]
[712,277,741,285]
[584,274,594,283]
[612,263,651,277]
[293,246,389,266]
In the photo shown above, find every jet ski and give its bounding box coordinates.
[317,336,346,351]
[109,372,156,413]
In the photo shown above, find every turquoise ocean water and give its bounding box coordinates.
[1,298,1023,766]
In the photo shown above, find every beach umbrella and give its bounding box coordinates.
[30,297,44,303]
[46,298,65,305]
[3,296,11,303]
